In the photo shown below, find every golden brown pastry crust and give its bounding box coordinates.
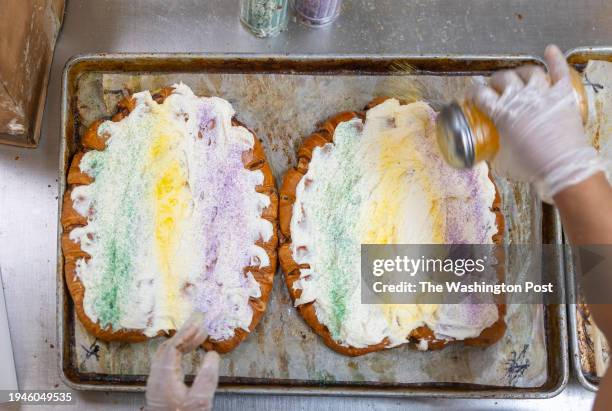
[279,98,506,356]
[61,87,278,353]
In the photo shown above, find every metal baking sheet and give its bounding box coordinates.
[565,46,612,392]
[565,241,600,392]
[58,53,568,398]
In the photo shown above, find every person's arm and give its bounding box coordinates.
[471,44,610,409]
[555,172,612,339]
[554,172,612,246]
[555,174,612,411]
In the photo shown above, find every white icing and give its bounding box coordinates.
[68,84,272,339]
[290,99,499,348]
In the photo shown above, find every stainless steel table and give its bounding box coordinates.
[2,0,612,409]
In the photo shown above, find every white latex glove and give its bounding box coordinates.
[469,44,605,203]
[146,312,220,411]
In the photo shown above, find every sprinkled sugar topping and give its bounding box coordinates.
[290,99,499,348]
[69,84,272,340]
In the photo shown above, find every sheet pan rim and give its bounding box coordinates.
[57,53,566,397]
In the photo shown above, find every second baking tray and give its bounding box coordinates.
[565,46,612,392]
[58,53,568,397]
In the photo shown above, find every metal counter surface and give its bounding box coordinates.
[2,0,611,409]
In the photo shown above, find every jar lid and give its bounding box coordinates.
[435,101,475,169]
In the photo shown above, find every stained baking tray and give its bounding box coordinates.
[58,53,568,397]
[565,46,612,392]
[565,236,599,392]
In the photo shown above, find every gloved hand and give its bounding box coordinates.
[146,312,220,411]
[469,44,605,203]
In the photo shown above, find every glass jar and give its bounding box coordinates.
[294,0,342,27]
[240,0,289,38]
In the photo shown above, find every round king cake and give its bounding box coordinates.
[279,97,506,356]
[61,84,278,353]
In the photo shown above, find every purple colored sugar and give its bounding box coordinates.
[294,0,342,26]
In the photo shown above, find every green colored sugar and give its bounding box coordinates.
[79,118,155,329]
[306,120,363,340]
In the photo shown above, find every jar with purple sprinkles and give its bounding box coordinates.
[294,0,343,27]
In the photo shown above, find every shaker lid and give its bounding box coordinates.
[435,101,475,169]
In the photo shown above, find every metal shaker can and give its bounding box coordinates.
[436,68,588,169]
